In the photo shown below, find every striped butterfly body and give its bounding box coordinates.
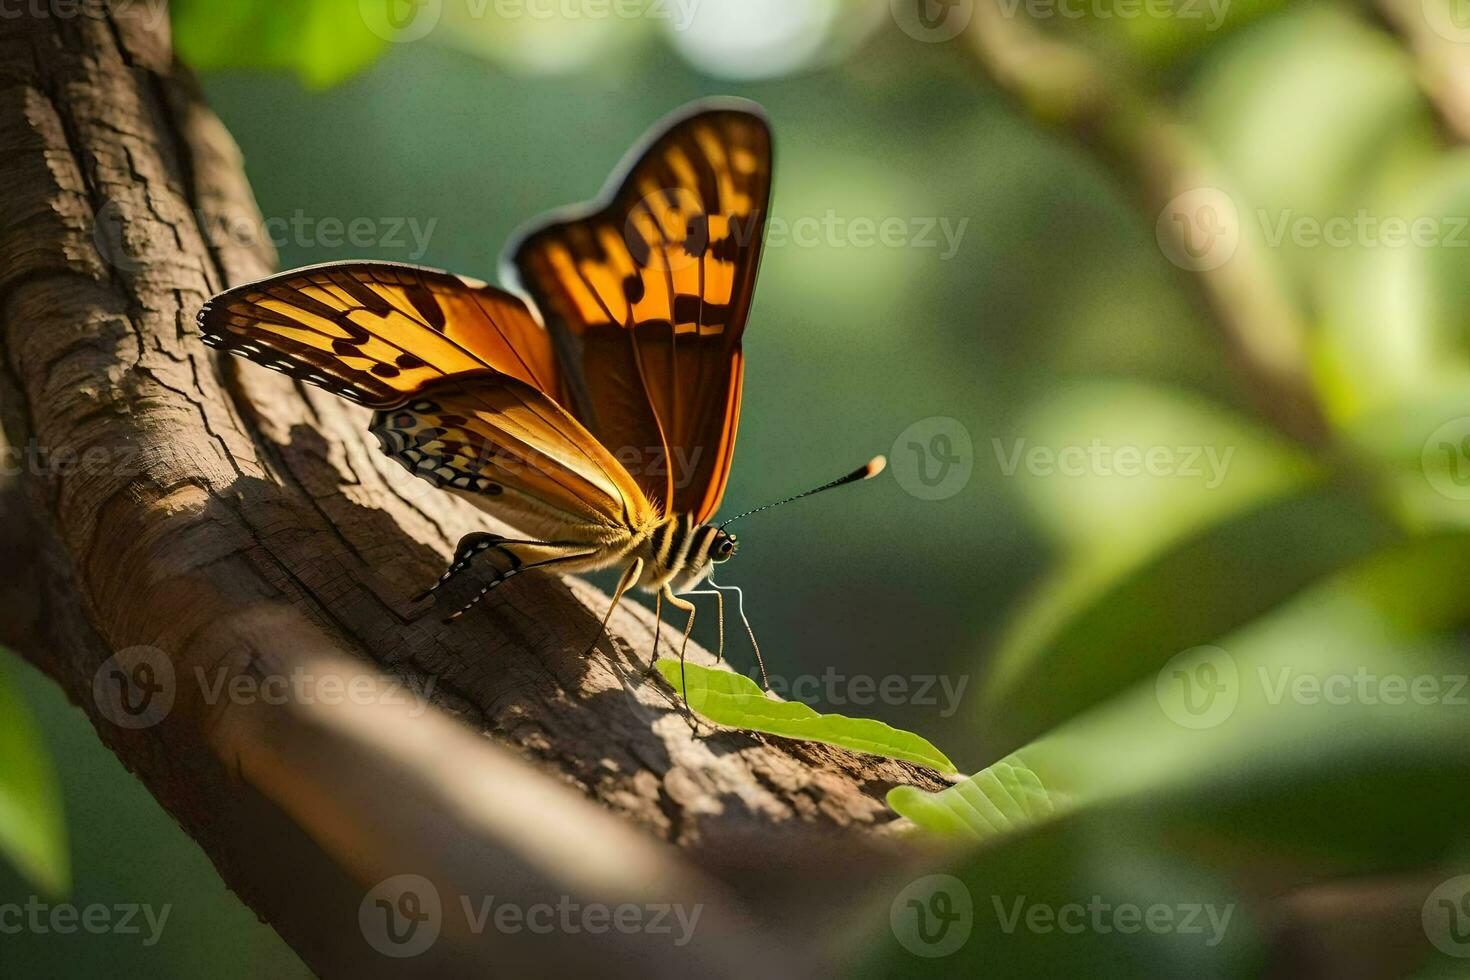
[198,99,879,684]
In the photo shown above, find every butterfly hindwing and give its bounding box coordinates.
[369,374,655,540]
[508,100,772,522]
[198,261,561,408]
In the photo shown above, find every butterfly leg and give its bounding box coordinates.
[650,588,665,672]
[586,558,643,656]
[678,587,726,664]
[425,536,594,623]
[661,586,701,727]
[415,532,539,603]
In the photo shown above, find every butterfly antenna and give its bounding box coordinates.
[719,455,886,530]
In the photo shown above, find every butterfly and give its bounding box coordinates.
[197,98,883,686]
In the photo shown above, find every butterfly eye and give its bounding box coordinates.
[712,536,736,562]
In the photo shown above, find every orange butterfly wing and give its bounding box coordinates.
[369,375,650,541]
[198,261,560,406]
[198,261,653,532]
[507,100,772,523]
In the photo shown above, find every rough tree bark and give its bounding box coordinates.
[0,9,948,977]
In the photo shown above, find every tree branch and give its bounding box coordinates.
[0,10,946,975]
[1370,0,1470,144]
[961,1,1332,448]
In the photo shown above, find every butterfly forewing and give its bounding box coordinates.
[199,261,561,407]
[508,101,772,522]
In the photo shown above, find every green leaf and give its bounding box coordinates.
[983,480,1399,752]
[887,754,1066,843]
[172,0,391,88]
[0,655,68,897]
[656,661,956,773]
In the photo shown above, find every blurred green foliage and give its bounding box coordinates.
[8,0,1470,975]
[171,0,389,87]
[0,655,67,898]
